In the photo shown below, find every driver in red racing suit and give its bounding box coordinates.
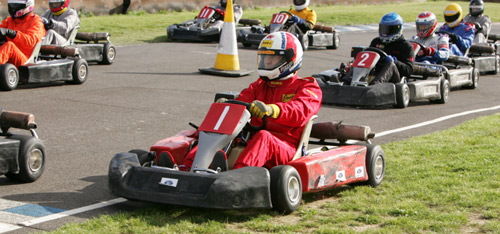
[0,0,45,67]
[182,32,322,170]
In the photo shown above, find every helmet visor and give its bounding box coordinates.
[258,54,285,70]
[8,3,26,16]
[416,22,433,36]
[49,2,64,9]
[469,5,483,15]
[444,13,460,24]
[379,24,401,36]
[294,0,306,6]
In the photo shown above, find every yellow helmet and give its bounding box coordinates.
[444,3,463,28]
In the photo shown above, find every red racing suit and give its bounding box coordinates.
[0,13,45,67]
[183,74,322,169]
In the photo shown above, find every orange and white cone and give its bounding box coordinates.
[199,0,253,77]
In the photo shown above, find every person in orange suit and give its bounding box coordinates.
[0,0,45,67]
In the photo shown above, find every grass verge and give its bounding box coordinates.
[78,1,500,45]
[48,113,500,233]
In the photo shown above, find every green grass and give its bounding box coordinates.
[48,113,500,233]
[78,1,500,45]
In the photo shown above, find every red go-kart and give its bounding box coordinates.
[108,97,385,213]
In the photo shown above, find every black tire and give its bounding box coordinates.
[242,42,252,48]
[0,63,19,91]
[432,78,450,104]
[128,149,151,167]
[394,83,410,108]
[71,58,88,84]
[363,144,385,187]
[99,42,116,65]
[326,32,340,49]
[270,165,302,214]
[5,134,46,183]
[467,68,479,89]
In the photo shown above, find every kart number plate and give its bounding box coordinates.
[198,6,215,19]
[271,13,290,25]
[159,177,179,187]
[199,103,246,135]
[353,51,379,68]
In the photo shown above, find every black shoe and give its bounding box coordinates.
[212,151,228,172]
[158,152,174,168]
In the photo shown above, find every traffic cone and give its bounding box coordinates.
[199,0,253,77]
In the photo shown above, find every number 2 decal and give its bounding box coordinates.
[353,52,378,68]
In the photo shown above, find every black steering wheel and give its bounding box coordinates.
[224,99,267,132]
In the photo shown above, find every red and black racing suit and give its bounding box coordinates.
[369,36,415,84]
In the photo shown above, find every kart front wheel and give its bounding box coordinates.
[431,78,450,104]
[99,42,116,65]
[0,63,19,91]
[466,68,479,89]
[364,144,385,187]
[270,165,302,214]
[5,134,46,183]
[394,83,410,108]
[299,34,309,51]
[70,58,88,84]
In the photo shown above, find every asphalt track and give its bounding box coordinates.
[1,24,500,233]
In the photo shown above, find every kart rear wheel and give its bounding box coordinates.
[326,31,340,49]
[70,58,88,84]
[5,134,46,183]
[128,149,152,167]
[99,42,116,65]
[394,83,410,108]
[270,165,302,214]
[0,63,19,91]
[364,144,385,187]
[431,78,450,104]
[299,34,309,51]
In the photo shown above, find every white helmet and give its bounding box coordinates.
[294,0,310,11]
[8,0,34,18]
[257,32,303,81]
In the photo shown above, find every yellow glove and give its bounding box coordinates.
[249,100,280,119]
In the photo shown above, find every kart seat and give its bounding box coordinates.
[310,121,374,144]
[291,115,317,161]
[62,25,80,46]
[0,110,36,133]
[24,40,42,65]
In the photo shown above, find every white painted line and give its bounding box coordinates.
[0,222,21,233]
[375,105,500,138]
[18,198,126,227]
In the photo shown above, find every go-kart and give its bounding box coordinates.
[238,11,340,50]
[40,26,116,65]
[167,5,260,42]
[108,96,385,213]
[313,47,412,108]
[0,41,89,91]
[467,33,500,75]
[0,109,46,182]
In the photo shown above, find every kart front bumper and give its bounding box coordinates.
[169,27,220,42]
[108,152,272,209]
[317,78,396,107]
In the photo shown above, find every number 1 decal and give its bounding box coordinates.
[214,106,230,131]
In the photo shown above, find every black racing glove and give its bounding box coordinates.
[42,17,54,30]
[474,22,483,33]
[448,33,459,43]
[0,28,17,40]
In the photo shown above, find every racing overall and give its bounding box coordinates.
[412,34,451,64]
[0,12,45,67]
[183,74,322,170]
[41,8,80,45]
[286,7,317,35]
[439,22,475,56]
[464,14,491,43]
[368,36,415,84]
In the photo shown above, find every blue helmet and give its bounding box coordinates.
[379,12,404,43]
